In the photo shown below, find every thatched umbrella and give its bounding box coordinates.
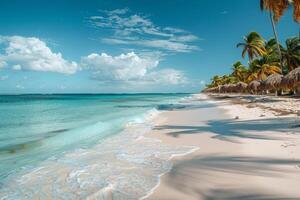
[227,84,236,93]
[236,82,248,93]
[203,87,212,93]
[263,74,284,95]
[206,86,218,93]
[265,74,283,89]
[202,88,209,93]
[212,86,219,93]
[259,80,269,94]
[285,67,300,87]
[219,85,226,93]
[248,80,261,94]
[222,84,228,93]
[205,88,211,93]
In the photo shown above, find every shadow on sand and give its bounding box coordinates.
[152,96,300,199]
[154,118,298,143]
[161,154,300,200]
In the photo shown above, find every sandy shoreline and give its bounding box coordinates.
[145,93,300,200]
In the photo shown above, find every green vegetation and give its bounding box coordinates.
[205,0,300,94]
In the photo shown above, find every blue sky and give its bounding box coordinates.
[0,0,299,94]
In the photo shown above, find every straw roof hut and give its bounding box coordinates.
[204,88,211,93]
[236,82,248,93]
[202,88,208,93]
[280,76,292,90]
[213,86,219,93]
[265,74,283,89]
[219,85,226,93]
[259,80,268,93]
[222,84,228,93]
[285,67,300,88]
[227,84,236,93]
[205,86,219,93]
[248,80,261,93]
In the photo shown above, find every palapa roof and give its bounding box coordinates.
[265,74,283,88]
[236,82,248,89]
[226,84,236,92]
[248,80,261,90]
[204,86,219,93]
[280,76,292,89]
[285,67,300,86]
[259,80,268,90]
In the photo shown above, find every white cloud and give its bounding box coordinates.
[163,27,186,33]
[106,8,129,15]
[0,36,78,74]
[0,75,8,81]
[81,52,186,85]
[82,52,158,81]
[145,69,186,85]
[102,38,198,53]
[89,9,199,53]
[170,35,199,42]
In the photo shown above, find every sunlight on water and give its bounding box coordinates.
[0,94,199,199]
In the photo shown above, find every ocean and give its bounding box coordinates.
[0,94,197,200]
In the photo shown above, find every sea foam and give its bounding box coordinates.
[0,107,198,200]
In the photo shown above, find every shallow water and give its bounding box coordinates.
[0,94,200,199]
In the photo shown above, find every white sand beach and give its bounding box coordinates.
[146,94,300,200]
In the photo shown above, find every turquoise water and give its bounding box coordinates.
[0,93,196,199]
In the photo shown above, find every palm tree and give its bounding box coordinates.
[246,70,258,83]
[265,37,282,64]
[250,56,281,80]
[292,0,300,22]
[237,32,266,62]
[260,0,300,70]
[220,74,237,84]
[231,61,248,82]
[265,38,279,54]
[282,36,300,72]
[260,0,300,23]
[211,75,222,87]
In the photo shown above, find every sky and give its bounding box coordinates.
[0,0,299,94]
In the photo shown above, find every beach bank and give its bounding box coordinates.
[146,93,300,200]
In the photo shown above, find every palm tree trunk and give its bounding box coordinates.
[269,12,283,71]
[269,12,284,96]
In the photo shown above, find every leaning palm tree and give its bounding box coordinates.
[294,0,300,22]
[260,0,300,70]
[282,36,300,72]
[237,32,266,62]
[260,0,300,23]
